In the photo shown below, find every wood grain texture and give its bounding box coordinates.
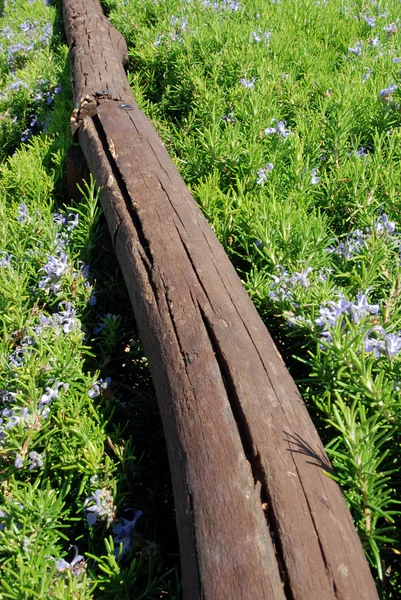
[64,1,380,598]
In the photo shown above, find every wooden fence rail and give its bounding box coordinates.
[63,1,379,598]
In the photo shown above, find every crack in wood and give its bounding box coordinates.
[197,303,292,598]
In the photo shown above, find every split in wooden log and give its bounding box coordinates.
[63,1,380,598]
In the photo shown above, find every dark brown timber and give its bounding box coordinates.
[66,146,90,203]
[63,1,380,598]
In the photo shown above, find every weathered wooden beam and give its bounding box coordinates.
[63,1,380,599]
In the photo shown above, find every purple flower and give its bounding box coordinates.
[384,23,397,34]
[53,211,79,231]
[349,41,362,56]
[315,294,351,328]
[8,347,31,370]
[354,146,368,157]
[17,203,28,223]
[67,213,79,231]
[240,77,255,89]
[29,451,44,469]
[39,252,68,285]
[21,129,31,142]
[256,163,274,184]
[4,406,29,428]
[364,327,401,357]
[53,213,68,226]
[88,377,112,399]
[0,509,7,531]
[264,119,292,138]
[39,381,68,409]
[316,292,380,348]
[310,168,321,185]
[0,390,17,404]
[1,26,13,40]
[84,488,116,526]
[375,214,396,234]
[380,83,397,100]
[362,68,372,83]
[88,291,97,306]
[222,0,240,11]
[6,79,27,92]
[113,510,143,558]
[385,333,401,356]
[14,454,24,469]
[361,15,376,28]
[349,292,379,323]
[40,22,53,45]
[34,303,79,335]
[289,265,313,287]
[57,302,78,333]
[0,253,13,268]
[80,262,90,279]
[370,37,380,47]
[318,267,332,283]
[50,546,86,576]
[251,30,271,43]
[269,264,312,301]
[327,229,365,258]
[20,22,31,34]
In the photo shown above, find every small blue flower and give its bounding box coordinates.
[384,23,397,34]
[354,147,368,157]
[364,327,401,357]
[349,292,379,323]
[349,41,362,56]
[29,451,45,469]
[6,79,28,92]
[240,77,255,89]
[375,214,396,234]
[38,381,68,409]
[361,15,376,28]
[113,510,143,558]
[0,253,13,268]
[14,455,24,469]
[0,509,7,531]
[39,252,68,291]
[362,67,372,83]
[256,163,274,184]
[315,294,351,328]
[17,203,28,222]
[48,545,86,576]
[88,291,97,306]
[251,30,271,43]
[80,262,90,279]
[88,377,112,399]
[84,488,116,526]
[380,83,397,100]
[264,119,292,138]
[310,168,321,185]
